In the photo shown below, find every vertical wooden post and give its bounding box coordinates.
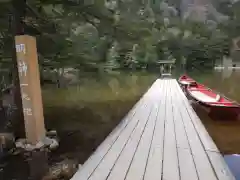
[11,0,26,137]
[15,35,46,145]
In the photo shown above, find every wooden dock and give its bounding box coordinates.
[71,79,235,180]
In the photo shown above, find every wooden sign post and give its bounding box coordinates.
[15,35,46,145]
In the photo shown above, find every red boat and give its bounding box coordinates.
[178,75,196,86]
[187,82,240,118]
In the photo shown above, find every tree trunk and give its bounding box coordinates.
[56,69,60,88]
[56,68,65,88]
[60,68,65,88]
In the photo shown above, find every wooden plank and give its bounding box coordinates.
[71,81,159,180]
[144,80,167,180]
[163,80,180,180]
[173,80,234,180]
[172,90,189,150]
[172,80,217,180]
[72,98,145,179]
[178,148,199,180]
[87,81,159,180]
[175,81,219,152]
[171,82,198,180]
[103,105,152,180]
[174,81,234,179]
[72,79,235,180]
[207,151,236,180]
[107,81,163,180]
[124,80,163,180]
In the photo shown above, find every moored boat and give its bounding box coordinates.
[187,82,240,118]
[178,75,196,86]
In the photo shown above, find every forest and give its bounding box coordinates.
[1,0,240,179]
[0,0,239,137]
[0,0,239,87]
[0,0,239,139]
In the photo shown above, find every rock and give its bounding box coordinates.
[42,159,78,180]
[16,139,43,152]
[46,130,59,150]
[25,144,35,151]
[49,139,59,150]
[16,136,59,152]
[46,130,57,138]
[35,141,45,149]
[42,137,59,151]
[15,138,27,149]
[61,160,78,179]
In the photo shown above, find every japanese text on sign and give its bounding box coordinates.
[22,93,31,101]
[20,84,28,87]
[23,108,33,116]
[16,44,26,54]
[18,61,28,77]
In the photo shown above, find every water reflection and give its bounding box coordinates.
[224,154,240,180]
[190,70,240,180]
[191,70,240,103]
[1,72,157,180]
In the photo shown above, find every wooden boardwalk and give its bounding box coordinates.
[71,79,235,180]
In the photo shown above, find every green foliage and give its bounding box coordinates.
[0,0,234,81]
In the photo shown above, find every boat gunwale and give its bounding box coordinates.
[179,75,240,108]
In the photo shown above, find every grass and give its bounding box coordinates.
[42,72,157,163]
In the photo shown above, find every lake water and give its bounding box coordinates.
[0,72,157,180]
[191,69,240,102]
[225,154,240,180]
[190,69,240,180]
[1,70,240,179]
[188,69,240,154]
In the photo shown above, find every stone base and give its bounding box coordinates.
[15,130,59,152]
